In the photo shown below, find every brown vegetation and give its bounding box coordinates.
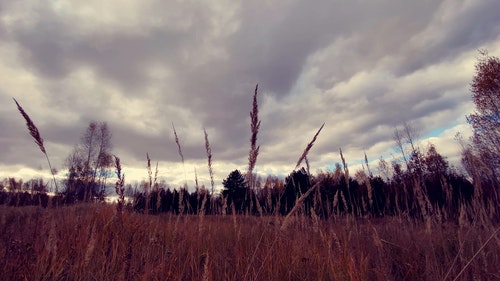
[0,204,498,280]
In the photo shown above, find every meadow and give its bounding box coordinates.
[4,64,499,280]
[0,202,498,281]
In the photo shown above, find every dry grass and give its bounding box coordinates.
[247,84,260,181]
[204,128,215,195]
[0,204,498,281]
[113,155,125,221]
[295,123,324,170]
[13,98,59,193]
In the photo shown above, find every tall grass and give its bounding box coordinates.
[13,98,59,193]
[295,123,324,170]
[172,122,188,188]
[281,123,325,229]
[0,204,497,280]
[204,128,215,195]
[113,155,125,221]
[246,84,263,216]
[247,84,260,183]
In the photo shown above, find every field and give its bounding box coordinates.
[1,203,498,281]
[5,58,499,280]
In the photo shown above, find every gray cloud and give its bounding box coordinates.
[0,0,498,188]
[395,0,500,75]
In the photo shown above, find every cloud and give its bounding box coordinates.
[0,0,499,190]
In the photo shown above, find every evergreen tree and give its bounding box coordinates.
[222,170,248,213]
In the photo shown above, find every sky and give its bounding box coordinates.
[1,0,499,193]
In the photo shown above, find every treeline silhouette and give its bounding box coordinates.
[125,141,499,223]
[0,167,492,224]
[4,142,496,225]
[128,164,481,223]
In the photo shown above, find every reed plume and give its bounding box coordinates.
[281,123,325,229]
[247,84,263,216]
[277,122,326,226]
[247,84,261,183]
[13,98,59,193]
[172,123,187,187]
[204,128,215,194]
[13,98,45,153]
[172,123,184,163]
[114,155,125,219]
[295,123,325,170]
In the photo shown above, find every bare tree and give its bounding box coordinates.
[393,122,423,176]
[65,122,113,202]
[393,126,409,171]
[403,122,424,178]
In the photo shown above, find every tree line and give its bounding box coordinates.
[0,139,494,224]
[3,52,498,223]
[121,141,493,224]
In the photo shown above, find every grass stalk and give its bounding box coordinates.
[247,84,263,216]
[114,155,125,220]
[295,123,325,170]
[247,84,260,183]
[13,98,59,193]
[450,226,500,281]
[172,122,187,187]
[204,129,215,196]
[281,182,320,230]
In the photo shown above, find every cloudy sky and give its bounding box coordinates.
[1,0,499,192]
